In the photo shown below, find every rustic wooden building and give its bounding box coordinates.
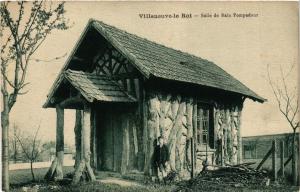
[43,19,265,182]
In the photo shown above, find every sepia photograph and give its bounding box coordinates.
[1,1,299,191]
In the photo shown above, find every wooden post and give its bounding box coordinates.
[56,106,64,180]
[190,138,194,178]
[74,110,82,170]
[280,140,284,177]
[221,138,224,166]
[272,140,277,181]
[45,105,64,180]
[237,108,242,164]
[82,104,91,162]
[72,103,96,183]
[91,109,97,170]
[192,102,197,171]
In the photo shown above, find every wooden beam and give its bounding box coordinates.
[59,96,85,108]
[72,56,85,62]
[257,147,273,170]
[111,72,139,80]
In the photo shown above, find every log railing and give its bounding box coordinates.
[277,153,293,177]
[256,140,277,181]
[256,140,294,182]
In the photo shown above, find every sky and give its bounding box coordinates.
[6,1,299,146]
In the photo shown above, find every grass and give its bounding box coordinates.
[9,166,174,192]
[9,166,74,187]
[9,167,299,192]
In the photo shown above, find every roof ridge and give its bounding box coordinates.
[90,19,265,103]
[93,20,206,62]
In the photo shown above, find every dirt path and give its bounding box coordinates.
[9,160,75,170]
[98,177,142,187]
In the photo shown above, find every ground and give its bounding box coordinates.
[9,166,299,192]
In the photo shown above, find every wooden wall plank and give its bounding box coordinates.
[121,114,130,175]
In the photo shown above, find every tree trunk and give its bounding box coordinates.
[192,102,197,172]
[45,105,64,181]
[168,99,186,171]
[30,160,35,182]
[237,104,243,164]
[2,92,10,192]
[72,103,96,184]
[186,98,193,168]
[292,129,298,185]
[144,95,159,175]
[74,110,82,170]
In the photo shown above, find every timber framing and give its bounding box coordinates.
[43,19,265,181]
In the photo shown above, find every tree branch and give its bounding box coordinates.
[15,133,31,160]
[31,123,41,161]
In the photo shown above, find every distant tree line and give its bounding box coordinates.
[8,124,73,164]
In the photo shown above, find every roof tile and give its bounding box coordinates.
[64,70,136,103]
[92,20,265,102]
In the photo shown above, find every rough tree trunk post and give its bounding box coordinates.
[168,97,186,172]
[45,105,64,181]
[192,101,197,172]
[144,95,159,175]
[91,109,97,170]
[74,110,82,170]
[237,105,243,164]
[72,103,96,184]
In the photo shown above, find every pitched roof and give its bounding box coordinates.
[44,19,265,107]
[91,20,265,103]
[65,70,136,103]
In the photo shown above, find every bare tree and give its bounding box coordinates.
[15,125,42,182]
[0,1,69,190]
[267,63,299,185]
[9,124,20,163]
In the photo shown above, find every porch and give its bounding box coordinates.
[43,70,138,182]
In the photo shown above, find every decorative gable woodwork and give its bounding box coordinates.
[92,45,134,77]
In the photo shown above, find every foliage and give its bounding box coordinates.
[1,1,69,190]
[0,1,69,108]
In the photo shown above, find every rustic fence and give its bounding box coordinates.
[256,140,295,182]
